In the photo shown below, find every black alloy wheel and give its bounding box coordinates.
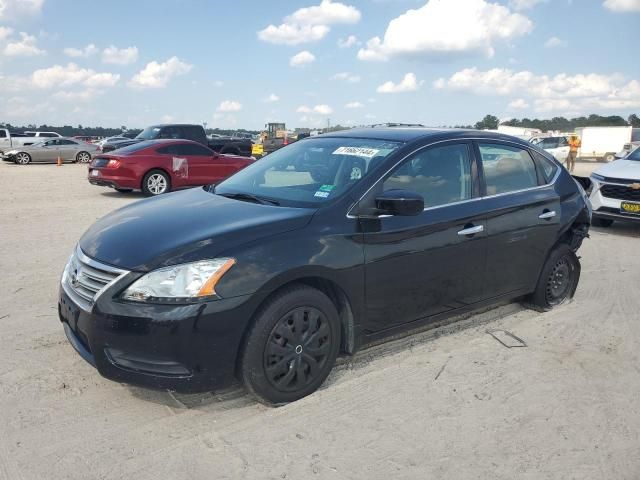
[545,256,572,306]
[264,306,332,392]
[241,284,341,405]
[526,244,581,312]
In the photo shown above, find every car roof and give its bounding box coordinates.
[316,127,533,146]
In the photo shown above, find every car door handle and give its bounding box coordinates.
[539,210,556,220]
[457,225,484,236]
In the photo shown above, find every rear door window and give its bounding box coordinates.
[478,143,539,195]
[531,151,559,183]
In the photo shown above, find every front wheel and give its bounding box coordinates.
[76,151,92,163]
[241,285,341,405]
[142,169,170,196]
[526,244,581,312]
[15,152,31,165]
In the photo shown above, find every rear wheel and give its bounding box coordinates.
[76,151,91,163]
[592,217,614,228]
[526,244,581,312]
[142,169,170,196]
[15,152,31,165]
[241,285,341,405]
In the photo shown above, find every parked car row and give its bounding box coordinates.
[59,128,591,404]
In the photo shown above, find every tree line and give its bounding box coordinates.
[2,113,639,137]
[471,113,640,131]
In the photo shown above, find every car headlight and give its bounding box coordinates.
[590,173,605,182]
[122,258,235,303]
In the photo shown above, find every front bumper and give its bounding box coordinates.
[58,284,256,392]
[590,180,640,223]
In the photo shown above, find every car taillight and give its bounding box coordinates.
[107,159,120,168]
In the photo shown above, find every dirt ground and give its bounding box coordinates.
[1,160,639,480]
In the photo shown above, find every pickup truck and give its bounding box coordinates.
[0,129,62,155]
[100,124,253,157]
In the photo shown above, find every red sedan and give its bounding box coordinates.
[88,139,254,195]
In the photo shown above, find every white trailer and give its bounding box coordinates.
[576,126,632,162]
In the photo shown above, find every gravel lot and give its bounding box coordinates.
[1,160,639,480]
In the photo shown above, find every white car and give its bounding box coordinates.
[589,147,640,227]
[530,136,570,163]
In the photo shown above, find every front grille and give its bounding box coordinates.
[600,184,640,202]
[62,246,128,311]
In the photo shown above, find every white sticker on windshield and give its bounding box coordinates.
[332,146,380,158]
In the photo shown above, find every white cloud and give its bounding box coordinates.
[509,0,546,9]
[313,104,333,115]
[258,24,329,45]
[345,101,364,108]
[358,0,532,61]
[508,98,529,109]
[30,63,119,89]
[331,72,360,82]
[285,0,361,25]
[435,67,640,112]
[213,80,224,87]
[603,0,640,11]
[290,50,316,67]
[258,0,360,45]
[3,32,44,56]
[297,104,333,114]
[0,0,44,20]
[544,36,567,48]
[102,45,138,65]
[338,35,358,48]
[128,56,192,88]
[377,73,422,93]
[0,26,12,40]
[64,44,98,58]
[263,93,280,102]
[217,100,242,112]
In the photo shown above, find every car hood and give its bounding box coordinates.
[594,160,640,180]
[79,188,314,271]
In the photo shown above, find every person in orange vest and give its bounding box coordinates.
[567,134,581,172]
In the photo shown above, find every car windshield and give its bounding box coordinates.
[135,127,161,140]
[627,147,640,161]
[215,137,404,207]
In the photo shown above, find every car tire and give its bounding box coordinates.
[241,284,341,405]
[76,151,92,163]
[142,169,170,196]
[15,152,31,165]
[592,217,614,228]
[526,244,581,312]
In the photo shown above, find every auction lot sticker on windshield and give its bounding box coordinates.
[333,146,380,158]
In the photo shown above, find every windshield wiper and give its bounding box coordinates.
[217,191,280,206]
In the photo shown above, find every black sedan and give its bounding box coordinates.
[59,128,591,404]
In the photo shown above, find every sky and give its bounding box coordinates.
[0,0,639,131]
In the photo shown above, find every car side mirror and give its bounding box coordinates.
[375,190,424,216]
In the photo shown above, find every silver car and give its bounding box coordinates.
[2,138,100,164]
